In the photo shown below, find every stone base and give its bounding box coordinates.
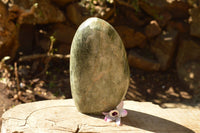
[1,99,200,133]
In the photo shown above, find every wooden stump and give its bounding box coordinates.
[1,99,200,133]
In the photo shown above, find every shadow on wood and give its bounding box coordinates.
[123,109,194,133]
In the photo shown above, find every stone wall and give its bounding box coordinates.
[0,0,199,91]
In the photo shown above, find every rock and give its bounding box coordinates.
[17,24,35,55]
[2,99,200,133]
[70,18,130,114]
[66,2,90,26]
[145,20,161,38]
[36,23,76,54]
[128,49,160,71]
[0,1,19,60]
[190,7,200,38]
[115,0,151,26]
[115,26,135,48]
[139,0,168,18]
[50,0,74,7]
[167,21,189,34]
[139,0,171,27]
[49,23,76,54]
[57,43,71,55]
[167,1,189,19]
[9,0,66,24]
[121,7,149,27]
[132,32,147,48]
[151,29,178,71]
[157,11,172,27]
[176,39,200,91]
[115,26,146,48]
[187,0,199,7]
[176,39,200,69]
[38,38,51,52]
[66,1,114,26]
[50,23,76,44]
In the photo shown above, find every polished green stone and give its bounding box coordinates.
[70,17,130,114]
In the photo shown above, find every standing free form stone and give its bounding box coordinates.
[70,17,130,114]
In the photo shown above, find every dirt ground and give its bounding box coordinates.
[127,67,194,105]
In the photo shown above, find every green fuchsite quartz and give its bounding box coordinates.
[70,17,130,114]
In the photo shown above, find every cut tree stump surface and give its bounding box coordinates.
[1,99,200,133]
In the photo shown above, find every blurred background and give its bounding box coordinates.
[0,0,200,125]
